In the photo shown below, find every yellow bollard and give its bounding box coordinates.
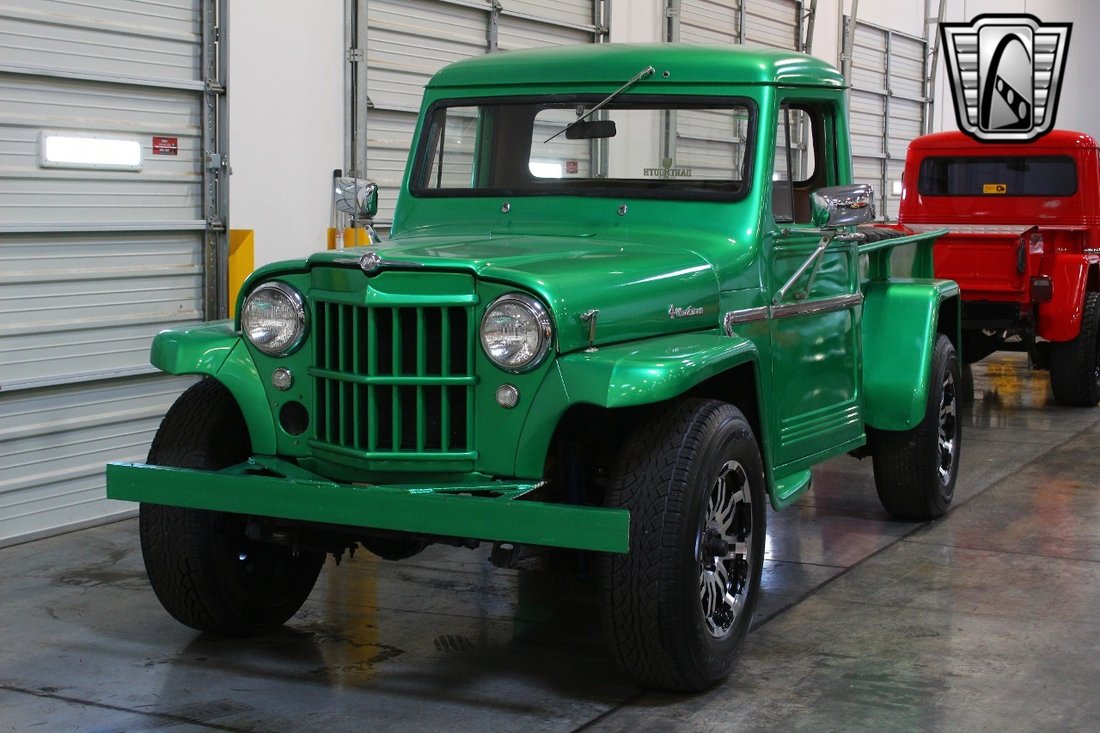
[326,227,373,249]
[228,229,255,318]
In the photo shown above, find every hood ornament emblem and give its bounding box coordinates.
[359,251,383,273]
[580,309,600,350]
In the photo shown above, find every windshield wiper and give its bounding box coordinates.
[544,65,655,144]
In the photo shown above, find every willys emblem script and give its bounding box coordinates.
[940,14,1071,143]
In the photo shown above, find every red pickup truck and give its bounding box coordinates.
[899,130,1100,406]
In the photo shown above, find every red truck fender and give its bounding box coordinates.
[1037,254,1091,342]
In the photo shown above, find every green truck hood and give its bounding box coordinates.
[303,233,721,353]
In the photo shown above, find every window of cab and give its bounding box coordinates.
[771,102,836,224]
[918,155,1078,197]
[412,96,756,201]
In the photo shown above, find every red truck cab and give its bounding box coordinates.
[899,130,1100,405]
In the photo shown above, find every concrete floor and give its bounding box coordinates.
[3,352,1100,732]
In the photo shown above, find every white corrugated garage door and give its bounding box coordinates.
[849,20,927,221]
[671,0,808,182]
[674,0,805,50]
[357,0,607,228]
[0,0,227,545]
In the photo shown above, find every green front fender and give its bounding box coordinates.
[556,332,759,407]
[150,322,277,454]
[513,332,759,476]
[862,280,960,431]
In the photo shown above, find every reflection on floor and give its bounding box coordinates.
[3,352,1100,731]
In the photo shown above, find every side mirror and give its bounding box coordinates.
[810,184,875,228]
[334,176,379,219]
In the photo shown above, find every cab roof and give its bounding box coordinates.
[909,129,1098,152]
[427,43,844,90]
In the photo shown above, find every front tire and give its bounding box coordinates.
[871,334,961,520]
[1049,291,1100,406]
[139,379,324,636]
[599,399,766,692]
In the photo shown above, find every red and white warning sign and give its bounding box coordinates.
[152,136,178,155]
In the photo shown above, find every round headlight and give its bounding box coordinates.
[480,293,553,372]
[241,282,306,356]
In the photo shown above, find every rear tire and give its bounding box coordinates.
[139,379,324,636]
[871,335,961,520]
[599,399,766,692]
[1049,291,1100,407]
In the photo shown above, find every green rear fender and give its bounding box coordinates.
[514,333,759,475]
[150,321,277,454]
[862,280,960,431]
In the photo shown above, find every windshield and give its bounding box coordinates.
[412,96,755,201]
[918,155,1077,196]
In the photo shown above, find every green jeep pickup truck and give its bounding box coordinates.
[108,44,960,692]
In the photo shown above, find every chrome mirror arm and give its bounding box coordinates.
[773,235,832,305]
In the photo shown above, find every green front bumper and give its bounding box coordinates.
[106,458,629,554]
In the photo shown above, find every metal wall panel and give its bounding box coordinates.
[502,0,596,29]
[498,16,594,51]
[0,375,195,547]
[674,108,751,180]
[678,0,742,45]
[0,81,203,229]
[366,0,488,114]
[360,0,605,228]
[887,32,926,219]
[743,0,800,50]
[0,232,203,389]
[0,0,223,544]
[0,0,201,86]
[676,0,801,50]
[365,110,418,228]
[671,0,803,186]
[849,20,927,221]
[498,0,600,50]
[363,0,492,229]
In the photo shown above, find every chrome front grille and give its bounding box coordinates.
[312,299,475,459]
